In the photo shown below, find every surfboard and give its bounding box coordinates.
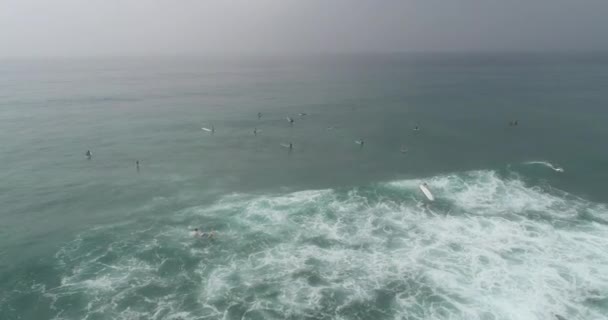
[419,183,435,201]
[201,127,212,132]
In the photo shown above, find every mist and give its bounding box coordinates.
[1,0,607,58]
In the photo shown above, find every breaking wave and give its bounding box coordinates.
[4,170,608,320]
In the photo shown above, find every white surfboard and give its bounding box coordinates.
[201,127,212,132]
[419,183,435,201]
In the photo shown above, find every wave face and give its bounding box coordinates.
[3,170,608,320]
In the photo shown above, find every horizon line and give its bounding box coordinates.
[2,50,608,61]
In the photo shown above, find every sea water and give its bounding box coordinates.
[1,54,607,319]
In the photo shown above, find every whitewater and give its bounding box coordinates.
[3,170,602,320]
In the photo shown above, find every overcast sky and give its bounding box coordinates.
[1,0,607,58]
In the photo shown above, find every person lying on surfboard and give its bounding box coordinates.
[192,228,216,239]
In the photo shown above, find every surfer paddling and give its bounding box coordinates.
[192,228,216,239]
[192,228,203,237]
[85,150,92,159]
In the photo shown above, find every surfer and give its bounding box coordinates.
[136,160,140,172]
[413,123,420,132]
[258,112,262,120]
[287,117,294,125]
[211,125,215,134]
[298,112,307,117]
[254,127,258,136]
[192,228,203,238]
[85,150,92,159]
[355,139,364,147]
[289,143,293,150]
[192,228,216,239]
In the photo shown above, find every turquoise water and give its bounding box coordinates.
[1,54,608,319]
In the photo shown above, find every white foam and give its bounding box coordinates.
[385,178,422,190]
[30,170,608,320]
[430,171,567,215]
[524,161,565,173]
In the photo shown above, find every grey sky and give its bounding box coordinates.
[1,0,607,58]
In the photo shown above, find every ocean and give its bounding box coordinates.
[1,54,607,320]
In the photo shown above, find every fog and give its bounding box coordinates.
[1,0,607,58]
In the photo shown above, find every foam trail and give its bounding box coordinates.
[524,161,565,172]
